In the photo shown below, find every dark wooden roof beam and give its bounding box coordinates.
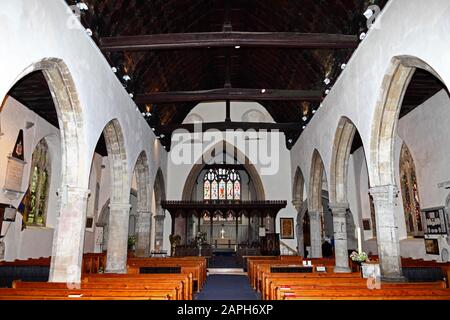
[135,88,322,104]
[100,32,357,51]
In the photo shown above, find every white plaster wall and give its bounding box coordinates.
[0,0,168,256]
[167,101,298,250]
[290,0,450,261]
[290,0,450,196]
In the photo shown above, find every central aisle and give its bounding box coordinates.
[195,275,261,300]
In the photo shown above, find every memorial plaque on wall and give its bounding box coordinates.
[422,207,448,235]
[4,156,26,192]
[3,130,26,193]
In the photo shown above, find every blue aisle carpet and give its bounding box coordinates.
[208,255,240,268]
[195,275,260,300]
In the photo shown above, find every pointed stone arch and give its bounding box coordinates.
[308,149,326,258]
[8,58,88,283]
[132,151,152,257]
[182,140,265,201]
[292,166,305,206]
[101,119,131,273]
[330,117,358,205]
[308,149,326,213]
[153,168,167,249]
[369,56,446,280]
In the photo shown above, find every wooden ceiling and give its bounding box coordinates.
[9,0,445,154]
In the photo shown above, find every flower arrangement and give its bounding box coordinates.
[195,231,207,248]
[350,251,369,263]
[128,235,137,250]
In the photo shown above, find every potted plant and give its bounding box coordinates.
[169,234,181,256]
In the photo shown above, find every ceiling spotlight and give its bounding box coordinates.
[235,45,240,49]
[359,32,367,40]
[141,112,146,116]
[341,63,346,70]
[129,93,134,98]
[152,127,156,131]
[146,112,152,117]
[302,125,306,130]
[86,28,93,36]
[323,78,331,85]
[363,8,374,20]
[135,107,139,112]
[288,139,293,144]
[325,89,330,95]
[111,67,117,73]
[261,89,266,93]
[320,103,323,108]
[312,109,316,114]
[302,116,307,121]
[160,134,165,138]
[122,75,131,81]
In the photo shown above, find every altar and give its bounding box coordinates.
[214,238,234,249]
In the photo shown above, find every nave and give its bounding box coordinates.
[2,0,450,303]
[1,253,450,300]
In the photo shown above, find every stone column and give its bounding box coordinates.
[105,202,131,274]
[134,210,151,257]
[49,186,90,283]
[329,203,351,273]
[309,210,323,258]
[154,209,166,249]
[292,200,305,257]
[369,185,404,281]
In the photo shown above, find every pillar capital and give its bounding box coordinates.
[329,202,349,217]
[57,186,90,201]
[292,199,304,212]
[109,202,132,211]
[308,210,322,220]
[369,185,399,203]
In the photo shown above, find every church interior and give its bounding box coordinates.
[0,0,450,301]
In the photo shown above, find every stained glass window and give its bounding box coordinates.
[204,180,211,199]
[23,139,50,226]
[203,168,241,200]
[400,143,423,237]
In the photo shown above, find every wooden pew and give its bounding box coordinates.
[279,288,450,300]
[0,288,175,300]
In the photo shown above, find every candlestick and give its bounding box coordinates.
[357,227,362,254]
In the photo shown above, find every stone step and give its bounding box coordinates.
[207,268,246,276]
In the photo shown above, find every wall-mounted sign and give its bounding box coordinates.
[422,207,448,235]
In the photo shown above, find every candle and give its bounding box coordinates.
[193,222,196,237]
[357,227,362,254]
